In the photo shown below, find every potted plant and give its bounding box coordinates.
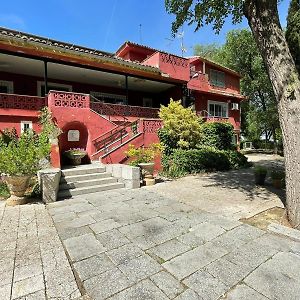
[270,169,285,189]
[254,165,268,185]
[125,143,162,185]
[64,148,87,166]
[0,131,50,206]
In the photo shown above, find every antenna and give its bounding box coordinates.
[164,29,188,57]
[139,24,143,44]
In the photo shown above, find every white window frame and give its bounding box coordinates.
[37,81,72,96]
[208,100,228,118]
[0,80,14,93]
[20,121,33,133]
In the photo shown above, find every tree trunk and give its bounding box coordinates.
[244,0,300,228]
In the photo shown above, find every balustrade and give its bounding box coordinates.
[0,93,46,110]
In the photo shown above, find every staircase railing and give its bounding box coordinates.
[92,119,140,158]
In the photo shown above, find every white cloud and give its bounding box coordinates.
[0,14,26,30]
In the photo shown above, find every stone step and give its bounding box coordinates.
[59,177,118,190]
[61,165,106,177]
[57,182,125,199]
[60,172,112,183]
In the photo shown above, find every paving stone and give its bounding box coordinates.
[73,254,115,281]
[131,235,158,250]
[13,262,43,282]
[205,215,241,231]
[228,224,265,243]
[223,284,269,300]
[268,223,300,242]
[204,258,250,286]
[150,271,185,298]
[118,253,162,282]
[45,276,81,299]
[89,219,121,234]
[174,289,203,300]
[15,290,46,300]
[0,263,14,287]
[177,232,206,248]
[163,242,228,280]
[56,215,96,229]
[189,222,226,242]
[106,243,144,265]
[12,274,44,299]
[147,239,191,261]
[96,229,130,250]
[0,284,11,300]
[57,225,93,240]
[108,279,169,300]
[51,211,77,223]
[223,240,278,271]
[183,270,229,300]
[84,267,131,300]
[244,252,300,300]
[64,233,106,262]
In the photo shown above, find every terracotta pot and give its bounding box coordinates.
[5,175,31,197]
[272,179,282,189]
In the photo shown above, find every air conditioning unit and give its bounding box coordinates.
[231,103,239,110]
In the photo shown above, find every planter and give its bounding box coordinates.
[254,173,266,185]
[69,153,86,166]
[138,162,155,186]
[4,175,31,206]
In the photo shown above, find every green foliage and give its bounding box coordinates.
[193,43,223,61]
[200,122,234,150]
[159,99,202,149]
[0,181,10,199]
[0,131,51,176]
[286,0,300,74]
[39,107,62,139]
[254,165,267,175]
[125,143,162,167]
[270,169,285,180]
[164,147,248,178]
[0,127,18,145]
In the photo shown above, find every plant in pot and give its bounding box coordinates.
[254,165,268,185]
[125,143,162,186]
[0,131,50,206]
[270,169,285,189]
[64,148,87,166]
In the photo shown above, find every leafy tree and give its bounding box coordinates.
[159,99,202,149]
[286,0,300,74]
[165,0,300,228]
[193,43,222,61]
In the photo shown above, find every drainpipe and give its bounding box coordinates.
[44,60,48,96]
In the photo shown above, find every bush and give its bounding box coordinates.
[200,122,234,150]
[163,148,249,178]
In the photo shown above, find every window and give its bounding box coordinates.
[90,92,126,104]
[0,80,14,93]
[209,69,225,88]
[21,121,33,133]
[208,100,228,118]
[37,81,72,96]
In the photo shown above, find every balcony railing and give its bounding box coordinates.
[0,93,46,110]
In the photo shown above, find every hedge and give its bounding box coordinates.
[164,148,249,178]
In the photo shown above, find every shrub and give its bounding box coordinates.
[125,143,162,167]
[224,150,250,169]
[200,122,234,150]
[0,127,18,145]
[159,99,202,149]
[0,131,51,176]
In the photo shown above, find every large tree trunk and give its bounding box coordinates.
[244,0,300,228]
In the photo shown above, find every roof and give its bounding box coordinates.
[188,55,242,78]
[0,27,161,74]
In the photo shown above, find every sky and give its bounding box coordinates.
[0,0,291,57]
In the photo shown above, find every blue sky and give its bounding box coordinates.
[0,0,290,57]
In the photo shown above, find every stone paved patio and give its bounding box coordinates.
[45,187,300,300]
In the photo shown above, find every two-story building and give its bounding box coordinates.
[0,27,244,167]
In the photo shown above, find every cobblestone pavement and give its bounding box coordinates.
[0,201,82,300]
[46,188,300,300]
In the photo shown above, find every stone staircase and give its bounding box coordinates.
[57,164,124,199]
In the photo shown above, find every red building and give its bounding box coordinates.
[0,28,244,167]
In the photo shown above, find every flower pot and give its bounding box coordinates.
[254,173,266,185]
[70,153,86,166]
[138,162,155,186]
[5,175,30,206]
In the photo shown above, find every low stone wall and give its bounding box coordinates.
[105,164,140,189]
[38,168,61,203]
